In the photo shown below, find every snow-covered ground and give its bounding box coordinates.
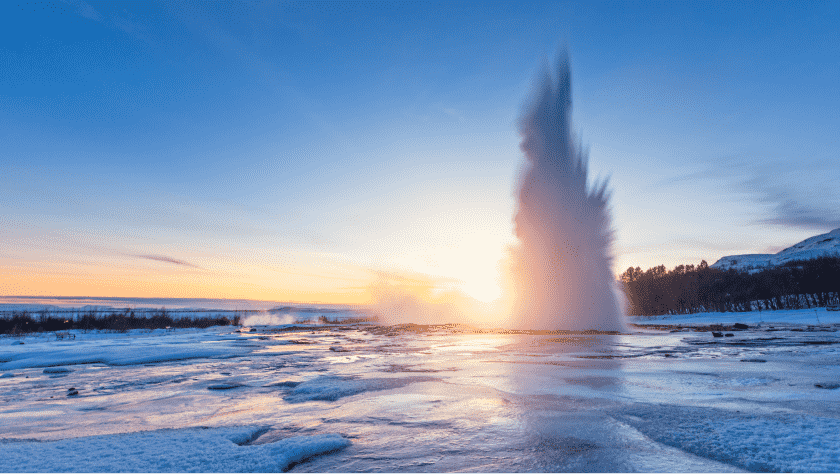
[631,307,840,326]
[0,296,362,323]
[2,307,840,472]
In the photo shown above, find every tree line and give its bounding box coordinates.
[0,309,240,335]
[620,256,840,316]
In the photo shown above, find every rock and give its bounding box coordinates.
[815,383,840,389]
[207,383,244,390]
[68,387,76,391]
[741,358,767,363]
[725,333,734,337]
[712,332,723,337]
[733,323,749,330]
[67,389,79,397]
[43,367,72,374]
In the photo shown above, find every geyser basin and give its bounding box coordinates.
[513,52,625,332]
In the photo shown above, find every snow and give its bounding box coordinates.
[0,426,349,472]
[710,253,774,271]
[711,227,840,271]
[631,307,840,326]
[0,330,260,371]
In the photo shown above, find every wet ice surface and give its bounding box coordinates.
[2,319,840,472]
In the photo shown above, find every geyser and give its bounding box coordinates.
[512,52,626,331]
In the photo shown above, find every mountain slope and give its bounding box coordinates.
[711,228,840,272]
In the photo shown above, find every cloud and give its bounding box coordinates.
[72,0,103,22]
[757,195,840,230]
[662,154,840,232]
[68,0,153,44]
[133,254,201,269]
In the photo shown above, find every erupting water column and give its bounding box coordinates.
[512,52,626,332]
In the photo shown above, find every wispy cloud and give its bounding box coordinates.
[70,0,103,22]
[67,0,154,44]
[662,155,840,232]
[757,194,840,230]
[134,254,201,269]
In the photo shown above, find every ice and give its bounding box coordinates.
[0,426,349,472]
[283,375,437,403]
[616,404,840,472]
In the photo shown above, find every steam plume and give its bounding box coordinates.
[512,52,625,331]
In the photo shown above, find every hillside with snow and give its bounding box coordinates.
[711,228,840,272]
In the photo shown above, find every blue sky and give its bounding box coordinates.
[2,1,839,302]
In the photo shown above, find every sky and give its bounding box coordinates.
[2,1,839,304]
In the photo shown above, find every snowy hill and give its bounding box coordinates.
[711,228,840,272]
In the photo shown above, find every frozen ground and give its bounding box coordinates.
[2,308,840,472]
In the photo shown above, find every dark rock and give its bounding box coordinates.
[208,383,244,390]
[67,390,79,397]
[733,323,749,330]
[43,367,72,374]
[725,333,734,337]
[712,332,723,337]
[68,387,76,391]
[815,383,840,389]
[741,358,767,363]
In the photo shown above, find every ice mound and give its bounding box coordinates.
[616,404,840,472]
[0,426,349,472]
[283,375,436,403]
